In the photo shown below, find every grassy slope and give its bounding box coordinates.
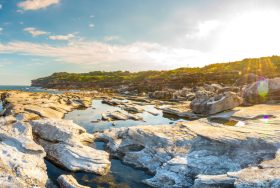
[32,56,280,88]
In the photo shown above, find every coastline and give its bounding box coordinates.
[0,77,280,187]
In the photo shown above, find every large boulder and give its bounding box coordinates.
[191,91,243,115]
[243,77,280,104]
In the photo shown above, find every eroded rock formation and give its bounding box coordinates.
[95,105,280,187]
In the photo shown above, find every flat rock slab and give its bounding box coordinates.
[161,102,198,119]
[40,140,111,175]
[31,119,111,176]
[95,116,280,188]
[0,117,48,187]
[58,175,90,188]
[1,91,92,121]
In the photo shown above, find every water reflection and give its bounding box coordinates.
[49,98,188,187]
[65,99,188,133]
[46,155,152,188]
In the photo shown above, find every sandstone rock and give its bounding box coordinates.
[122,104,144,113]
[193,174,235,188]
[1,91,92,121]
[242,77,280,104]
[149,90,174,100]
[39,140,110,175]
[31,119,111,176]
[191,91,243,115]
[162,102,198,119]
[58,175,90,188]
[102,98,121,106]
[31,119,91,144]
[229,149,280,188]
[110,111,129,120]
[0,118,48,187]
[102,110,143,121]
[95,116,280,187]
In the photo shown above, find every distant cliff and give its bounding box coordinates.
[32,56,280,91]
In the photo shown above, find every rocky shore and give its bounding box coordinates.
[0,76,280,187]
[0,91,111,187]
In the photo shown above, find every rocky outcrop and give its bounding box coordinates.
[1,91,92,121]
[149,88,196,101]
[31,119,111,175]
[243,77,280,104]
[194,150,280,188]
[0,91,113,187]
[95,105,280,187]
[58,175,90,188]
[0,116,48,187]
[102,110,143,121]
[191,91,243,115]
[161,102,198,119]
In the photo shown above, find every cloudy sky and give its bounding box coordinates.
[0,0,280,85]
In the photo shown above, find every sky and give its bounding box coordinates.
[1,0,280,85]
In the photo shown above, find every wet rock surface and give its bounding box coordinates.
[57,175,90,188]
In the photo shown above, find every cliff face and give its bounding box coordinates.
[31,71,241,91]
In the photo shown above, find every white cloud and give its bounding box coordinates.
[18,0,59,11]
[186,20,221,39]
[49,34,75,41]
[0,4,2,10]
[24,27,49,37]
[0,41,211,70]
[0,28,3,33]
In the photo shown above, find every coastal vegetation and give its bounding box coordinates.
[32,56,280,90]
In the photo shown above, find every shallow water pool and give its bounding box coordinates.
[49,98,188,187]
[65,99,188,133]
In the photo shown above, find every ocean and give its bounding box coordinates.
[0,85,61,93]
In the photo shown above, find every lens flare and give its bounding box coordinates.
[257,78,268,98]
[261,115,270,124]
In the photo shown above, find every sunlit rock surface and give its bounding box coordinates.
[0,116,48,187]
[57,175,90,188]
[243,77,280,104]
[1,91,92,121]
[95,106,280,187]
[0,91,108,187]
[31,119,111,175]
[191,91,243,115]
[161,101,198,119]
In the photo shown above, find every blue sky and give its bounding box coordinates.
[0,0,280,85]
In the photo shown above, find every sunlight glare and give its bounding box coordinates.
[215,9,280,60]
